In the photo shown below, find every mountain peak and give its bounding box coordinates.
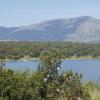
[0,16,100,43]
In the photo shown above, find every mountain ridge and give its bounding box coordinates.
[0,16,100,43]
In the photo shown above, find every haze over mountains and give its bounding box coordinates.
[0,16,100,43]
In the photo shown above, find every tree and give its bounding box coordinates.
[37,50,90,100]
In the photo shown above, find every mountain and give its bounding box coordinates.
[0,16,100,42]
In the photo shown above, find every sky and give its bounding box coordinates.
[0,0,100,27]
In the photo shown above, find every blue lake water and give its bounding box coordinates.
[5,60,100,82]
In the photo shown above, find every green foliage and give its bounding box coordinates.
[0,41,100,60]
[0,51,90,100]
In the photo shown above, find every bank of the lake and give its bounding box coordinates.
[1,55,100,62]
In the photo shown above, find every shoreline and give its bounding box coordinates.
[64,56,100,60]
[0,56,100,62]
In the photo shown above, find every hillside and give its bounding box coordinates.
[0,16,100,42]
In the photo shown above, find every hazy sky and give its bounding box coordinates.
[0,0,100,27]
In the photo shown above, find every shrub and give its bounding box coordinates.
[0,51,90,100]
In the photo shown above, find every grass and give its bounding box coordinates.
[84,81,100,100]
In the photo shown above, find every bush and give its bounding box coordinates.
[0,51,90,100]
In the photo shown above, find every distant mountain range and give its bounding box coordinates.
[0,16,100,43]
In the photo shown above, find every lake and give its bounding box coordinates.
[4,59,100,82]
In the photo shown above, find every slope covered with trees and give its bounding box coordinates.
[0,42,100,60]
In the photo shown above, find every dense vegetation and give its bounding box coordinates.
[0,51,90,100]
[0,41,100,60]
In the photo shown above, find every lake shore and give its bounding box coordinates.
[0,56,100,62]
[65,56,100,60]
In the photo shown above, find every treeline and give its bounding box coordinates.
[0,41,100,60]
[0,51,90,100]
